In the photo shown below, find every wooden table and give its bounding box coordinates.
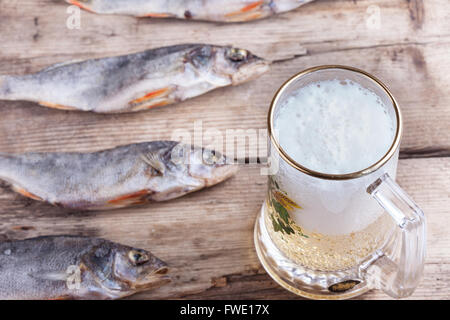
[0,0,448,300]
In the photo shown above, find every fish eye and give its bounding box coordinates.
[128,250,150,266]
[208,154,218,164]
[227,48,248,62]
[203,149,222,165]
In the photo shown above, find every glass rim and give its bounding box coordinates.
[268,65,403,181]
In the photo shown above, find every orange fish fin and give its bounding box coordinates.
[129,88,171,105]
[130,98,174,112]
[12,186,43,201]
[240,1,264,13]
[68,0,95,13]
[39,101,78,111]
[49,295,73,300]
[225,1,264,17]
[242,12,264,21]
[141,13,174,18]
[146,99,173,110]
[107,190,151,206]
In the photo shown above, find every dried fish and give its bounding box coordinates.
[0,141,238,210]
[66,0,315,22]
[0,236,169,300]
[0,44,269,113]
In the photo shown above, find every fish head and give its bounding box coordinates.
[142,142,238,201]
[112,246,170,291]
[217,46,270,85]
[187,45,269,86]
[83,242,170,298]
[185,145,239,187]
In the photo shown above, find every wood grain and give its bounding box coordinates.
[0,158,448,300]
[0,0,449,300]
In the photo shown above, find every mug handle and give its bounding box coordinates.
[360,173,426,298]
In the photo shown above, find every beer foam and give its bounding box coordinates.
[275,79,395,174]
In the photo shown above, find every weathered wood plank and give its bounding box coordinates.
[0,41,448,156]
[1,0,449,61]
[179,263,450,300]
[0,158,448,300]
[0,1,449,155]
[0,0,448,300]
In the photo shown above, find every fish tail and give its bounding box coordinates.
[0,75,10,99]
[0,74,35,102]
[0,152,21,175]
[0,152,14,180]
[0,75,20,100]
[0,152,12,166]
[0,153,42,201]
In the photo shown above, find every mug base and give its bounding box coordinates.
[254,205,371,300]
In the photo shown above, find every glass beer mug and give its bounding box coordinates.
[254,65,426,299]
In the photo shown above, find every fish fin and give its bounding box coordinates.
[50,295,73,300]
[68,0,95,13]
[146,100,172,109]
[12,186,43,201]
[129,87,172,106]
[225,1,265,19]
[140,152,166,176]
[0,75,13,100]
[140,13,176,18]
[38,101,78,111]
[40,60,83,73]
[131,98,174,111]
[225,11,264,22]
[0,76,6,99]
[107,190,151,206]
[241,12,264,21]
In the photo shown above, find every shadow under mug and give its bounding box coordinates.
[254,65,426,299]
